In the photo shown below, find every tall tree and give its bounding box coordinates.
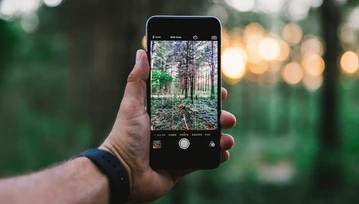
[185,41,190,99]
[190,41,195,104]
[150,40,156,69]
[210,41,215,99]
[310,0,342,203]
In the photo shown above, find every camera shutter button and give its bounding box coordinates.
[179,138,190,149]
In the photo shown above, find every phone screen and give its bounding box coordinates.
[146,16,221,169]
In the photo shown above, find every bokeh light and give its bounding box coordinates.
[257,0,285,13]
[44,0,63,7]
[256,162,295,184]
[245,35,264,63]
[303,73,323,92]
[282,23,303,45]
[259,37,281,61]
[267,61,283,73]
[21,13,39,33]
[301,54,325,76]
[207,5,228,24]
[339,24,357,44]
[340,51,359,75]
[222,47,247,84]
[348,6,359,30]
[282,62,304,85]
[304,0,324,8]
[20,0,41,14]
[248,61,268,75]
[301,36,325,56]
[243,23,265,41]
[230,33,245,48]
[287,0,311,21]
[339,23,357,50]
[0,1,16,19]
[0,0,41,18]
[278,40,291,61]
[222,28,231,50]
[225,0,255,12]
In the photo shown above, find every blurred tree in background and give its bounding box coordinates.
[1,0,359,203]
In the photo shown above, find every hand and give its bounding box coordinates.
[100,50,236,203]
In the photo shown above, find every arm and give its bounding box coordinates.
[0,158,109,204]
[0,50,236,204]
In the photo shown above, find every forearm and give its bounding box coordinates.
[0,158,109,204]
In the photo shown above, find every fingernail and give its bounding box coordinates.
[136,50,142,64]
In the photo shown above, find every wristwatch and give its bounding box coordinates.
[78,149,130,204]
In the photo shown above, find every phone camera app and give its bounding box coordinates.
[193,35,198,40]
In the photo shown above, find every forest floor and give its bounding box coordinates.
[150,97,218,130]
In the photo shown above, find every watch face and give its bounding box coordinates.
[147,16,222,169]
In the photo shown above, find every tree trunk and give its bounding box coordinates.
[190,42,195,104]
[181,76,184,95]
[184,76,188,99]
[190,74,194,104]
[210,41,215,99]
[196,66,199,91]
[185,41,190,99]
[151,40,156,68]
[310,0,342,203]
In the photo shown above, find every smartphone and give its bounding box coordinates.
[146,16,222,169]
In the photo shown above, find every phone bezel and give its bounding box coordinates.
[146,15,222,169]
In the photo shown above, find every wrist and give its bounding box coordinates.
[98,144,133,197]
[79,148,131,203]
[75,157,110,204]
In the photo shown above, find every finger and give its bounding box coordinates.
[220,110,236,129]
[220,134,234,151]
[222,87,228,100]
[121,50,149,109]
[221,150,230,163]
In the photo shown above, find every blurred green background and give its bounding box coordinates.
[1,0,359,203]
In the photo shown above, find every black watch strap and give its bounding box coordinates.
[78,149,130,204]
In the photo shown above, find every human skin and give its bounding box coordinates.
[0,50,236,204]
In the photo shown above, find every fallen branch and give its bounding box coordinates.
[183,114,189,130]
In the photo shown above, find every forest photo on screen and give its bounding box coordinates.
[150,40,218,131]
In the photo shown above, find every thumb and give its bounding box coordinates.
[121,50,149,111]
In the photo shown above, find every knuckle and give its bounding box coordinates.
[127,73,140,83]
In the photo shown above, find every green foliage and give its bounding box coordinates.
[2,1,359,204]
[151,69,173,93]
[151,97,218,130]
